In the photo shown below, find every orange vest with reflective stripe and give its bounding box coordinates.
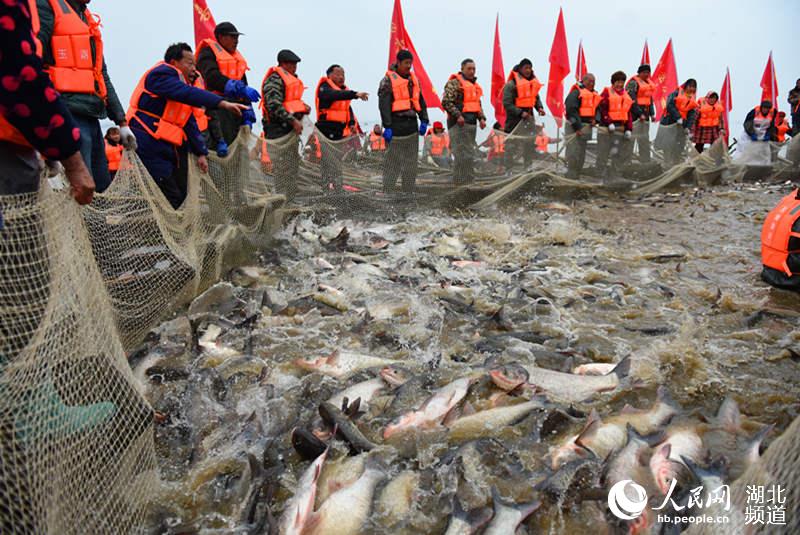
[45,0,107,99]
[429,132,449,155]
[260,67,307,119]
[675,90,698,120]
[629,75,654,107]
[196,38,248,88]
[536,134,549,152]
[607,88,633,122]
[127,63,194,147]
[762,189,800,276]
[369,132,386,151]
[509,72,543,109]
[192,75,209,132]
[450,73,483,114]
[387,70,421,113]
[776,120,790,142]
[697,98,723,128]
[315,77,351,124]
[105,141,122,171]
[488,131,505,157]
[570,84,601,118]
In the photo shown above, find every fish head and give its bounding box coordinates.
[380,366,410,387]
[383,412,420,440]
[551,436,590,469]
[489,363,529,392]
[649,443,679,494]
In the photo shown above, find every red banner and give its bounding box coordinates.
[491,14,506,127]
[546,8,570,127]
[760,52,778,110]
[575,40,586,81]
[193,0,217,49]
[641,40,651,65]
[387,0,441,110]
[720,68,732,143]
[652,39,678,121]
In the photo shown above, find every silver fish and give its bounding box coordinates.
[294,350,395,379]
[447,399,546,443]
[278,449,327,535]
[482,488,541,535]
[384,376,474,439]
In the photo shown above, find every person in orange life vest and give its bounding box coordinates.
[761,188,800,291]
[104,126,122,178]
[365,124,387,154]
[743,100,777,143]
[480,122,507,172]
[502,59,545,171]
[195,22,259,148]
[442,58,487,184]
[564,73,600,178]
[188,70,226,157]
[775,112,791,143]
[659,79,698,166]
[128,43,247,209]
[625,64,656,163]
[36,0,135,193]
[534,124,557,157]
[425,122,451,169]
[316,64,369,191]
[304,132,322,163]
[377,49,430,193]
[595,71,634,177]
[692,92,725,154]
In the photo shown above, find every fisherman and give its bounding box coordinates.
[305,132,322,164]
[534,125,557,157]
[127,43,247,209]
[775,112,791,143]
[442,59,487,185]
[625,64,656,163]
[480,123,507,173]
[261,49,311,201]
[424,122,451,168]
[365,124,387,154]
[692,91,725,153]
[104,127,123,179]
[595,71,633,178]
[195,22,260,149]
[743,100,776,142]
[36,0,135,192]
[761,188,800,291]
[378,49,429,193]
[788,78,800,111]
[658,79,698,166]
[189,70,227,157]
[564,73,601,178]
[315,65,369,191]
[502,59,545,171]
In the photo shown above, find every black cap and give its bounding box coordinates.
[396,50,413,63]
[278,49,301,63]
[761,100,773,108]
[638,64,651,73]
[518,58,533,68]
[215,22,243,36]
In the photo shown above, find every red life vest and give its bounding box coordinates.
[570,84,601,118]
[192,75,209,132]
[196,38,249,89]
[509,71,543,109]
[449,73,483,114]
[369,132,386,151]
[762,189,800,276]
[127,63,194,146]
[260,66,308,120]
[628,75,655,107]
[675,89,698,120]
[429,132,449,156]
[315,77,351,124]
[776,119,790,142]
[259,133,272,170]
[607,88,633,123]
[105,141,122,171]
[308,135,321,159]
[387,70,421,113]
[488,131,505,159]
[697,98,723,128]
[754,106,776,122]
[535,134,549,152]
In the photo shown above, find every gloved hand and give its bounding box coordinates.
[383,128,393,143]
[750,133,758,141]
[419,122,429,136]
[216,139,229,157]
[241,107,256,127]
[607,123,616,133]
[624,130,632,139]
[119,126,137,150]
[224,79,261,103]
[243,86,261,103]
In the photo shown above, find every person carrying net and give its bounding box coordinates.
[502,58,545,171]
[442,58,487,185]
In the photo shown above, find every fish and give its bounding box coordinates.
[198,324,240,360]
[327,377,387,415]
[291,427,327,461]
[294,350,395,379]
[535,456,603,507]
[374,470,420,524]
[482,488,541,535]
[605,425,659,496]
[572,362,618,376]
[313,284,350,311]
[383,376,474,439]
[446,398,546,443]
[649,422,707,494]
[319,402,376,453]
[443,496,493,535]
[277,449,327,535]
[315,453,367,505]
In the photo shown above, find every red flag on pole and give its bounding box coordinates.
[760,51,778,109]
[546,8,570,127]
[641,40,651,65]
[193,0,217,48]
[720,68,732,144]
[651,39,678,121]
[387,0,442,109]
[575,40,587,81]
[491,14,506,127]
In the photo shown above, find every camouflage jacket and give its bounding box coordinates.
[625,79,656,120]
[441,75,486,123]
[262,72,307,126]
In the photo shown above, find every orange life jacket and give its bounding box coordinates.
[259,133,272,169]
[196,38,249,89]
[387,70,421,113]
[429,132,449,156]
[369,132,386,151]
[628,75,655,107]
[315,77,351,124]
[535,134,549,152]
[509,71,543,109]
[449,73,483,114]
[776,119,790,142]
[44,0,107,99]
[697,98,723,128]
[488,131,505,158]
[675,89,698,120]
[308,135,321,159]
[762,189,800,276]
[127,62,195,147]
[105,141,122,171]
[754,106,776,123]
[606,88,633,123]
[192,75,209,132]
[570,84,601,118]
[260,66,308,120]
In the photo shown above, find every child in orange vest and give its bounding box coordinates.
[104,127,123,179]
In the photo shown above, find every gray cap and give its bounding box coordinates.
[277,49,301,63]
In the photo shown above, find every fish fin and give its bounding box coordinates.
[714,397,741,433]
[625,423,650,445]
[658,443,672,461]
[746,424,773,463]
[611,356,632,379]
[246,453,263,482]
[462,401,476,416]
[575,411,603,449]
[325,350,340,364]
[681,455,727,483]
[442,405,462,427]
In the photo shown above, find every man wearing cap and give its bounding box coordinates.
[625,64,656,163]
[564,73,600,179]
[196,21,260,152]
[502,59,545,170]
[442,58,487,185]
[378,50,430,193]
[261,49,311,200]
[424,122,451,168]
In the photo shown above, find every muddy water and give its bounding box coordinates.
[139,183,800,534]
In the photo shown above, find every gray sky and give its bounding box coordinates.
[100,0,799,135]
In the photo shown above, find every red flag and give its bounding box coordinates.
[575,40,587,81]
[193,0,217,49]
[760,52,778,110]
[720,68,732,144]
[641,40,651,65]
[491,14,506,127]
[387,0,442,109]
[546,8,570,127]
[651,39,678,121]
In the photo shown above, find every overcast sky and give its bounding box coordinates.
[99,0,799,135]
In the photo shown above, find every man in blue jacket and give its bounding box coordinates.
[128,43,247,208]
